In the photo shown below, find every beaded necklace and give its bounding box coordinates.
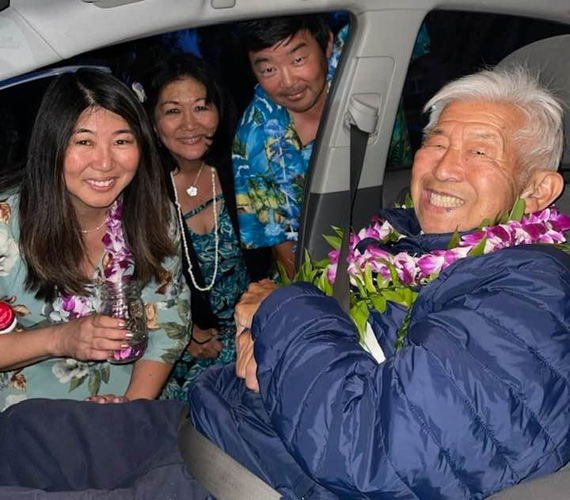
[170,167,219,292]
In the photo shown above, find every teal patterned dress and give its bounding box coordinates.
[161,193,249,400]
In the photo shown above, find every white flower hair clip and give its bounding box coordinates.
[131,81,147,103]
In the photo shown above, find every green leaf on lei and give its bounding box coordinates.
[385,261,401,285]
[317,270,333,296]
[364,264,376,294]
[298,249,317,282]
[313,257,331,269]
[402,287,418,308]
[350,300,370,342]
[508,197,526,222]
[277,260,292,285]
[354,277,368,299]
[382,288,411,307]
[467,235,488,257]
[331,225,344,238]
[323,234,342,250]
[447,229,461,250]
[553,242,570,254]
[479,218,492,229]
[369,294,387,313]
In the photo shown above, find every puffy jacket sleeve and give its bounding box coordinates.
[251,246,570,499]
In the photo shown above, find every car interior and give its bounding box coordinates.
[0,0,569,498]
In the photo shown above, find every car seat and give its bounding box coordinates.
[497,34,570,214]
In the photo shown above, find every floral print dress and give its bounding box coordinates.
[0,194,190,411]
[160,194,249,400]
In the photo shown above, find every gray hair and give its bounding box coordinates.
[423,65,564,172]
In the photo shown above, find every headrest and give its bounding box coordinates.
[498,35,570,171]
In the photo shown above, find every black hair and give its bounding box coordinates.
[16,68,175,299]
[145,52,235,170]
[237,14,331,55]
[145,53,240,329]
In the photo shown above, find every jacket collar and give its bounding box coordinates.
[357,208,456,256]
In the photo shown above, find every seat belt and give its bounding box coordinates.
[332,94,378,310]
[178,417,282,500]
[177,94,378,500]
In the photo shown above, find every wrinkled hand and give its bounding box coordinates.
[187,325,223,359]
[234,279,278,336]
[54,314,130,361]
[235,329,259,392]
[85,394,130,404]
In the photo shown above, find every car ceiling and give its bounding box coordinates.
[1,0,569,84]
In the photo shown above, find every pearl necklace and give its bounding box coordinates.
[171,167,219,292]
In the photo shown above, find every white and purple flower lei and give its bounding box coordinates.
[326,206,570,287]
[57,200,134,321]
[294,204,570,347]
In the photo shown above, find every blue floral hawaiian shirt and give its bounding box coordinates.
[233,25,348,249]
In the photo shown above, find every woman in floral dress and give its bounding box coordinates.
[0,69,190,411]
[145,53,251,399]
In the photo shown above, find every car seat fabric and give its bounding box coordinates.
[489,462,570,500]
[498,34,570,213]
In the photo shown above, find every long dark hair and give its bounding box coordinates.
[145,53,238,329]
[17,68,176,300]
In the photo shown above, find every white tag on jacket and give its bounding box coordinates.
[361,322,385,364]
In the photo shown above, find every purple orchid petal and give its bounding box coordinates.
[326,264,337,283]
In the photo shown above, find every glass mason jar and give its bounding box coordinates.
[98,281,148,364]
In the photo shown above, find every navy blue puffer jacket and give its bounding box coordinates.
[190,209,570,499]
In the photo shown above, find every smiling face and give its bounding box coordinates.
[410,100,528,234]
[64,106,139,218]
[249,29,332,114]
[153,76,219,165]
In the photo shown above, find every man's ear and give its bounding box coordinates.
[325,30,334,59]
[520,168,565,213]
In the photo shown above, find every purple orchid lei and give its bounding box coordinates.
[293,203,570,348]
[58,199,134,321]
[329,205,570,287]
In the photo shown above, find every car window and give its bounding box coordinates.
[382,10,569,208]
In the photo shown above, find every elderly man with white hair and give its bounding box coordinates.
[188,65,570,499]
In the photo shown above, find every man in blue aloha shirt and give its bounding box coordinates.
[233,15,429,277]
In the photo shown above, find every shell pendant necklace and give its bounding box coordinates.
[186,161,205,197]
